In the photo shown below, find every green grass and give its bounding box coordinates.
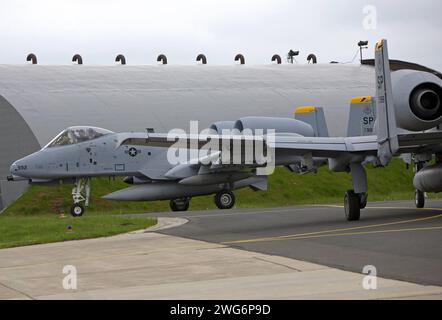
[1,158,438,249]
[0,215,157,249]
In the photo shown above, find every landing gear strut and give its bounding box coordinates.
[214,190,235,210]
[170,198,190,212]
[359,192,368,209]
[344,163,368,221]
[70,177,91,217]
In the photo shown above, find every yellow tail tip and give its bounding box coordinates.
[350,96,372,104]
[295,106,316,114]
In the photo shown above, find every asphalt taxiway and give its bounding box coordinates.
[1,200,441,299]
[150,199,442,286]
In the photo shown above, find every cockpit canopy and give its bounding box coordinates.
[45,126,114,148]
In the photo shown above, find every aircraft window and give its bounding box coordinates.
[46,126,113,148]
[48,130,74,147]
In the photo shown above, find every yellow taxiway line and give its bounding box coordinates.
[223,206,442,245]
[224,226,442,244]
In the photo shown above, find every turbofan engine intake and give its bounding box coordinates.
[392,70,442,131]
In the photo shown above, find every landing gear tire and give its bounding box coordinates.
[344,190,360,221]
[415,190,425,208]
[70,203,85,217]
[215,191,235,210]
[170,198,190,212]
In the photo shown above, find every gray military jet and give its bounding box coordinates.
[8,39,442,220]
[6,126,268,216]
[6,122,329,217]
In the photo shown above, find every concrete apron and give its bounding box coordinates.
[0,218,441,300]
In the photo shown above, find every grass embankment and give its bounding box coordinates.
[0,158,434,249]
[0,215,157,249]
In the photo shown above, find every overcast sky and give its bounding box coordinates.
[0,0,441,71]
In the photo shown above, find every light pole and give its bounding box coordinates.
[358,41,369,62]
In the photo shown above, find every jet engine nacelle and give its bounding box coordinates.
[413,163,442,192]
[209,121,236,134]
[392,70,442,131]
[233,116,314,136]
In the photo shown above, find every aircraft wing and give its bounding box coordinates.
[273,131,442,158]
[117,133,262,149]
[396,131,442,153]
[119,131,442,160]
[118,130,442,174]
[271,135,378,158]
[119,133,378,154]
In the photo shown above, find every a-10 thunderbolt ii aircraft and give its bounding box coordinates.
[7,39,442,220]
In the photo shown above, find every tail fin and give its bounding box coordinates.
[375,39,399,165]
[346,96,376,137]
[294,106,329,137]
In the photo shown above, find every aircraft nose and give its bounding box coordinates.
[10,162,18,174]
[7,162,20,181]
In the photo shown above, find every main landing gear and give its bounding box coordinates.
[414,161,426,208]
[343,163,368,221]
[70,177,91,217]
[169,190,236,212]
[214,190,235,209]
[344,190,367,221]
[170,198,190,212]
[415,189,425,209]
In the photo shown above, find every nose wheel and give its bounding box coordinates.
[214,190,235,209]
[70,203,85,217]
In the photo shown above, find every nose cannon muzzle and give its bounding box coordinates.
[10,163,18,174]
[7,163,28,181]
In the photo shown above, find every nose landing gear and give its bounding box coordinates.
[70,177,91,217]
[71,203,85,217]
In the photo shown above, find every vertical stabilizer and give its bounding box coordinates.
[347,96,376,137]
[294,106,329,137]
[375,39,399,165]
